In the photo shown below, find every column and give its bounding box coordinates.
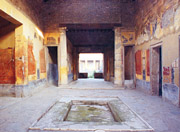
[114,27,124,86]
[73,47,78,80]
[104,50,106,80]
[104,47,110,81]
[59,27,68,85]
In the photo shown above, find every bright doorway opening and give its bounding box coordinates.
[79,53,104,79]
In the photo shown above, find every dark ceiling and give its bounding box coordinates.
[41,0,136,31]
[6,0,136,31]
[0,16,11,29]
[67,29,114,47]
[0,16,16,37]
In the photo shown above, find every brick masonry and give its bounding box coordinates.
[41,0,135,31]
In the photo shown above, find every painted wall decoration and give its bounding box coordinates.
[47,37,56,44]
[172,58,179,68]
[146,50,150,76]
[163,67,171,83]
[28,42,36,75]
[161,8,174,28]
[135,50,142,75]
[0,48,15,84]
[121,31,135,45]
[15,34,28,84]
[40,48,46,73]
[44,33,60,45]
[135,1,180,45]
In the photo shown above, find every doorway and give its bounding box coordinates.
[47,47,58,86]
[78,53,104,79]
[124,46,134,88]
[151,45,162,96]
[125,46,134,80]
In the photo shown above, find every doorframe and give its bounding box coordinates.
[150,42,163,96]
[179,35,180,107]
[45,45,60,86]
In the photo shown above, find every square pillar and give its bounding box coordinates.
[114,27,124,86]
[104,47,110,81]
[59,27,68,85]
[73,47,78,80]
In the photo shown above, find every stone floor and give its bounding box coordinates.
[59,79,119,89]
[0,79,180,132]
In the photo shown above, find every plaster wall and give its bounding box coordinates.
[135,0,180,106]
[0,0,47,97]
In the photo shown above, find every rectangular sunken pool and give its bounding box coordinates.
[65,104,115,122]
[29,97,154,132]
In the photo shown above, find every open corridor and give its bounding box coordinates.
[1,0,180,132]
[0,80,180,132]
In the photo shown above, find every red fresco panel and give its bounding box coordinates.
[163,67,171,83]
[28,44,36,75]
[146,49,150,76]
[0,48,15,84]
[40,48,46,73]
[135,50,142,75]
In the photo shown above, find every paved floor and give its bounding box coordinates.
[60,79,121,89]
[0,79,180,132]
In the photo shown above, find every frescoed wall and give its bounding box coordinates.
[0,0,47,97]
[0,31,15,84]
[121,31,135,45]
[135,0,180,106]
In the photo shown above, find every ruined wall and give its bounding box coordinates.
[135,0,180,105]
[0,0,46,97]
